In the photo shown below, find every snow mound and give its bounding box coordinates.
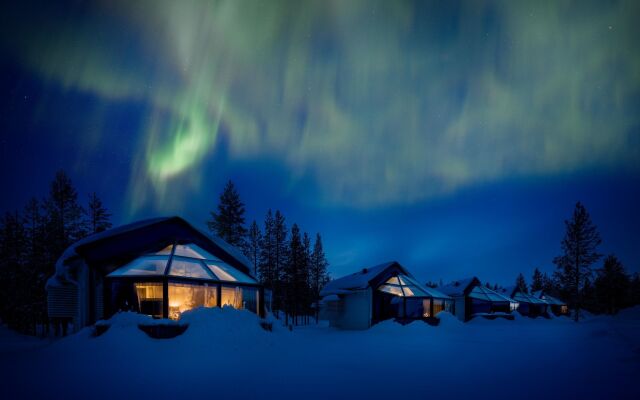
[435,311,463,329]
[615,305,640,320]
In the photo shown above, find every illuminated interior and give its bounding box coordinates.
[375,273,453,321]
[107,242,261,320]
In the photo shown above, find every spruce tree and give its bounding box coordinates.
[302,231,312,320]
[553,202,602,321]
[515,273,528,293]
[258,210,275,290]
[595,255,629,314]
[531,268,544,292]
[207,180,248,251]
[310,233,329,320]
[246,220,262,278]
[44,170,87,260]
[272,210,288,313]
[87,192,112,234]
[285,224,305,323]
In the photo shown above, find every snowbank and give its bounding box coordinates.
[1,309,638,400]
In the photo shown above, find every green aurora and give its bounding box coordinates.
[2,0,639,213]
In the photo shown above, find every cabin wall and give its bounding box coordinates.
[453,296,466,321]
[321,289,372,330]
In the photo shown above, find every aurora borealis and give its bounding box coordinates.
[1,0,639,282]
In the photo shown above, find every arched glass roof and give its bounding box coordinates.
[106,243,258,284]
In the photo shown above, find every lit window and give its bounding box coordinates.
[108,256,168,277]
[221,286,243,308]
[168,257,213,279]
[173,243,217,260]
[135,282,164,318]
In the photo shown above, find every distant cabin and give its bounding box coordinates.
[500,287,548,318]
[532,290,569,316]
[46,217,266,333]
[438,277,518,322]
[319,261,453,330]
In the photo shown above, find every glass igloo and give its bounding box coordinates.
[107,243,260,320]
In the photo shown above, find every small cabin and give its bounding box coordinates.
[438,277,518,322]
[532,290,569,316]
[319,261,453,330]
[503,287,548,318]
[46,217,265,333]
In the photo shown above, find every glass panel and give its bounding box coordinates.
[206,262,257,283]
[204,284,218,308]
[433,299,445,315]
[386,276,401,285]
[108,256,169,277]
[153,244,174,255]
[378,284,404,296]
[173,243,217,260]
[404,298,421,318]
[221,286,243,308]
[135,282,164,318]
[241,287,259,314]
[168,283,206,320]
[168,257,213,279]
[444,300,454,313]
[423,298,432,317]
[403,285,415,296]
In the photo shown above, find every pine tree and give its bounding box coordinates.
[22,198,48,328]
[272,210,288,313]
[542,272,556,295]
[44,170,87,260]
[553,202,602,321]
[630,273,640,306]
[284,224,305,323]
[302,231,313,321]
[245,220,262,278]
[310,233,329,320]
[531,268,544,292]
[86,192,112,234]
[0,211,30,332]
[595,255,630,314]
[207,180,247,251]
[515,273,528,293]
[258,210,275,289]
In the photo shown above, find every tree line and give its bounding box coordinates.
[504,202,640,321]
[207,181,330,325]
[0,171,112,334]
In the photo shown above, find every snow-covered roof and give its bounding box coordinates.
[321,262,399,296]
[511,290,547,305]
[47,216,254,288]
[438,277,478,297]
[469,285,517,303]
[531,290,565,306]
[320,261,449,299]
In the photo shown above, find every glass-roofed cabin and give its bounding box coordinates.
[439,277,519,322]
[46,217,265,333]
[319,261,453,329]
[502,287,548,318]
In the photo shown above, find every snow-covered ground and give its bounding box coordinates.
[1,308,639,399]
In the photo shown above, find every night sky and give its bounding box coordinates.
[1,0,639,285]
